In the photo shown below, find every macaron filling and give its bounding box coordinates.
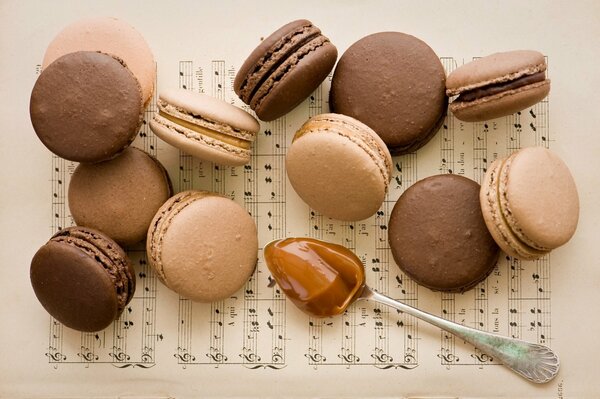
[157,110,252,150]
[455,71,547,103]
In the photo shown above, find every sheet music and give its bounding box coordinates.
[1,1,599,397]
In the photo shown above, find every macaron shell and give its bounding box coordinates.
[30,51,143,163]
[148,192,258,302]
[147,191,203,285]
[329,32,447,154]
[286,126,388,221]
[388,174,500,292]
[68,147,172,246]
[150,116,250,166]
[234,19,337,121]
[234,19,313,96]
[446,50,546,95]
[500,147,579,250]
[480,158,549,260]
[252,40,337,121]
[42,17,155,104]
[235,20,317,103]
[159,89,260,136]
[31,241,119,332]
[450,80,550,122]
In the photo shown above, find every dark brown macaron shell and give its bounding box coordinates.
[30,226,135,332]
[234,19,337,121]
[388,174,500,292]
[330,32,447,155]
[30,51,144,163]
[68,147,173,246]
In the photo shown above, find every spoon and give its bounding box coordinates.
[264,237,559,383]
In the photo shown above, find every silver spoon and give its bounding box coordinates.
[264,237,559,384]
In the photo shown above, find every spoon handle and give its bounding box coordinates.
[360,286,559,383]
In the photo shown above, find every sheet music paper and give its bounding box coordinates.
[1,1,600,397]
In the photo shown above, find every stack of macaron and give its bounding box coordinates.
[230,21,577,294]
[29,18,260,332]
[28,16,579,332]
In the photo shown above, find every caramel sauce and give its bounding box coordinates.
[264,238,365,317]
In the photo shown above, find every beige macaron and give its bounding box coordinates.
[447,50,550,122]
[286,113,392,221]
[480,147,579,260]
[150,89,260,166]
[42,17,156,105]
[147,191,258,302]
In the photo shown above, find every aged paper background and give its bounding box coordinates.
[1,1,600,397]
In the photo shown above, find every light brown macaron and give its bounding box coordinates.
[43,17,156,105]
[446,50,550,122]
[147,191,258,302]
[480,147,579,260]
[68,147,172,246]
[150,89,260,166]
[286,113,392,221]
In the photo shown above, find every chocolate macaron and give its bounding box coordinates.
[330,32,447,155]
[30,51,144,163]
[480,147,579,260]
[234,19,337,121]
[30,227,135,332]
[446,50,551,122]
[388,174,500,292]
[151,89,260,166]
[286,113,392,221]
[147,191,258,302]
[68,147,172,246]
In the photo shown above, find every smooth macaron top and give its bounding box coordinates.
[330,31,447,155]
[286,113,392,221]
[234,19,337,121]
[30,51,143,163]
[42,16,156,104]
[30,226,135,332]
[499,147,579,250]
[68,147,172,246]
[446,50,547,96]
[147,191,258,302]
[388,174,500,292]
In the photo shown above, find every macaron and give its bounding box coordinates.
[330,32,447,155]
[147,191,258,302]
[388,174,500,292]
[42,16,156,105]
[446,50,551,122]
[286,113,392,221]
[30,227,135,332]
[480,147,579,260]
[68,147,172,246]
[150,89,260,166]
[234,19,338,121]
[30,51,144,163]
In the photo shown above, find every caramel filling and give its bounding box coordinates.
[264,238,365,317]
[159,111,251,150]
